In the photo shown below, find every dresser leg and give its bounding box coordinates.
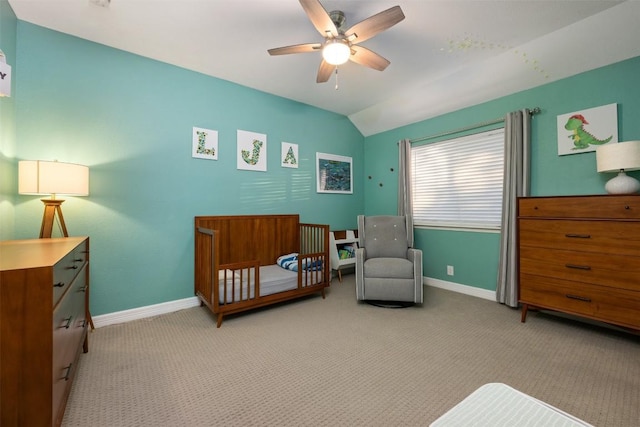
[87,311,95,331]
[521,304,529,323]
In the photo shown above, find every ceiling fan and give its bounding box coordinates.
[268,0,405,83]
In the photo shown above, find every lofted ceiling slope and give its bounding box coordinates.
[7,0,640,136]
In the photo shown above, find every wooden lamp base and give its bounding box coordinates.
[40,199,69,238]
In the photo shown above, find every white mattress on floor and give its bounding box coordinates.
[430,383,593,427]
[218,264,323,303]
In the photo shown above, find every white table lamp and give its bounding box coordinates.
[18,160,89,238]
[596,141,640,194]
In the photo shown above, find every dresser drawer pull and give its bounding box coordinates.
[566,294,592,303]
[68,264,79,270]
[565,233,591,239]
[61,316,73,329]
[63,363,73,381]
[79,285,88,293]
[565,264,591,270]
[73,258,84,263]
[53,282,65,288]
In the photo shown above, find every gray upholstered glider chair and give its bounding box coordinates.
[355,215,423,304]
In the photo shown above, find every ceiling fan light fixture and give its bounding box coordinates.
[322,40,350,65]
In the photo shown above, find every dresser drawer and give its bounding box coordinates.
[519,273,640,329]
[53,240,88,307]
[519,246,640,292]
[52,264,88,421]
[519,219,640,256]
[519,195,640,219]
[1,237,89,427]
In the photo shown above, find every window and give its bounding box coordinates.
[411,128,505,230]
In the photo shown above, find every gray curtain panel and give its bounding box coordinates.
[397,138,413,217]
[496,109,531,307]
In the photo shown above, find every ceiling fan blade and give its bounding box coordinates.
[299,0,339,38]
[349,45,390,71]
[345,5,405,44]
[316,59,334,83]
[268,43,321,56]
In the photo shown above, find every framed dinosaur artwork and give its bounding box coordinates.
[556,103,618,156]
[237,130,267,171]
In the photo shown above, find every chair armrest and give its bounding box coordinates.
[408,248,423,303]
[407,248,423,278]
[355,247,366,300]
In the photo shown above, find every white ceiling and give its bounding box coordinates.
[7,0,640,136]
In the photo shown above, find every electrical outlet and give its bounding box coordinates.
[447,265,454,276]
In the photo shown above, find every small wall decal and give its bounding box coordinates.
[281,142,299,169]
[237,130,267,171]
[557,103,618,156]
[192,127,218,160]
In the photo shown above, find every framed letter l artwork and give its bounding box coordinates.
[192,127,218,160]
[316,152,353,194]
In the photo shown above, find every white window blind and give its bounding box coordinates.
[411,128,505,230]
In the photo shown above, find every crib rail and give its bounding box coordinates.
[299,223,329,289]
[217,260,261,305]
[194,226,217,310]
[195,216,330,327]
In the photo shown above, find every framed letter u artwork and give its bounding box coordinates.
[316,152,353,194]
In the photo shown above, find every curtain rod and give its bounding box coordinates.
[409,107,541,144]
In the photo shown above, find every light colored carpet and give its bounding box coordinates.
[63,275,640,426]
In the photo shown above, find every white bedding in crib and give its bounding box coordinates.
[218,264,323,304]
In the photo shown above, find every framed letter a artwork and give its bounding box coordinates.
[281,142,298,168]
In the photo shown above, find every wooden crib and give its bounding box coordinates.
[194,214,330,327]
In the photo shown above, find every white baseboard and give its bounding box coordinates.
[93,280,494,328]
[92,296,201,328]
[424,277,496,301]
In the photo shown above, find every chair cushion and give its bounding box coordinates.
[364,257,414,279]
[364,216,408,259]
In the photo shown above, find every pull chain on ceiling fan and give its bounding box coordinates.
[267,0,405,84]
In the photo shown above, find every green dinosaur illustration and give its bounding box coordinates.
[564,114,612,150]
[242,139,263,165]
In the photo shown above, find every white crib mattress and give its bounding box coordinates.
[218,264,323,304]
[430,383,593,427]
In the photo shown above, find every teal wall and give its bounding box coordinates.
[364,56,640,291]
[10,22,364,315]
[6,12,640,312]
[0,0,17,240]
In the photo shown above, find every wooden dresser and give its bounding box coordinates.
[518,195,640,331]
[1,237,90,426]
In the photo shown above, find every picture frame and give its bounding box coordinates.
[192,127,218,160]
[237,130,267,171]
[556,103,618,156]
[316,152,353,194]
[281,142,299,169]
